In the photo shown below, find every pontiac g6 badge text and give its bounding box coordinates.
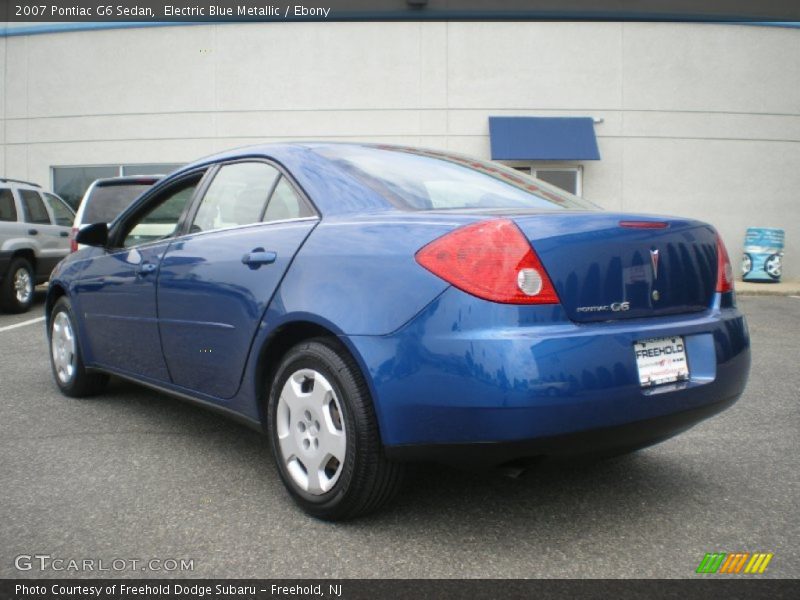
[576,301,631,313]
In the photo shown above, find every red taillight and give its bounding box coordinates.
[415,219,560,304]
[69,227,78,253]
[716,233,734,293]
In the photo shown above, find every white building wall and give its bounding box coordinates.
[2,21,799,278]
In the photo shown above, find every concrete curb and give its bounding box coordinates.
[736,280,800,296]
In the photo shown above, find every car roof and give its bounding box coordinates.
[176,141,399,168]
[170,142,425,217]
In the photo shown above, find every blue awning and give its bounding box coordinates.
[489,117,600,161]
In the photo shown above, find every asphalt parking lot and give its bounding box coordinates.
[1,293,798,579]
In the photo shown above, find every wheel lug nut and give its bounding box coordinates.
[304,410,312,421]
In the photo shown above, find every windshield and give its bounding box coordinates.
[83,183,152,223]
[314,145,597,211]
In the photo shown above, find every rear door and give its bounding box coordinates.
[157,161,318,399]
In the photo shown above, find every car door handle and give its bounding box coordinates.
[242,249,277,268]
[59,231,69,237]
[28,229,38,235]
[137,262,158,275]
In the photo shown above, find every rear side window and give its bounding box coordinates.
[82,184,152,224]
[192,162,280,233]
[44,193,75,227]
[0,189,17,222]
[20,190,52,224]
[263,177,314,222]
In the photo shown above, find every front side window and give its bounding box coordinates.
[43,193,75,227]
[192,162,280,233]
[83,184,153,224]
[0,189,17,222]
[121,178,200,248]
[53,164,184,210]
[19,190,52,224]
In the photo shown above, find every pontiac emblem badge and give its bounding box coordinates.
[650,248,660,279]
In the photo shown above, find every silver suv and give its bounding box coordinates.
[0,178,74,313]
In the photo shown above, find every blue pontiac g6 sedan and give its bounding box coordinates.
[46,143,750,520]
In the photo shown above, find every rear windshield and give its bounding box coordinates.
[314,145,597,211]
[82,184,152,223]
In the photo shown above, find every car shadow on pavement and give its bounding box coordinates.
[97,375,705,544]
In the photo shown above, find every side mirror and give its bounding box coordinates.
[75,222,109,248]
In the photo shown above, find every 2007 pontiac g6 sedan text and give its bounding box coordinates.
[46,143,750,520]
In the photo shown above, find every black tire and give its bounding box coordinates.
[0,257,35,313]
[48,296,109,397]
[267,337,404,520]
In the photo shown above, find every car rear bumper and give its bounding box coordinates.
[384,393,739,467]
[346,288,750,459]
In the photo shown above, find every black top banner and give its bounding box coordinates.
[1,0,800,23]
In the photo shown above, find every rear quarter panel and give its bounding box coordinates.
[268,215,459,335]
[217,214,463,423]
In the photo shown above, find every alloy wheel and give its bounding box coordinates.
[275,368,347,495]
[51,311,77,384]
[13,267,33,305]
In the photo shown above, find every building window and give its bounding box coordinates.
[52,163,184,209]
[53,166,118,210]
[121,164,183,177]
[510,165,582,196]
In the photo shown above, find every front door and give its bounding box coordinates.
[74,175,203,381]
[157,162,318,399]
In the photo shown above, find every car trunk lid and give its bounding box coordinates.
[511,212,718,322]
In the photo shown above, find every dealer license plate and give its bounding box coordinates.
[634,336,689,387]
